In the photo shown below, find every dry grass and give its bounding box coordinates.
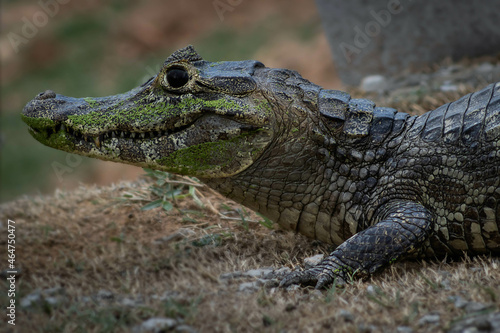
[1,84,499,332]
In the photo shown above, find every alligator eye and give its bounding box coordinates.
[166,67,190,88]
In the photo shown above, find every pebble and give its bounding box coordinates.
[360,75,387,92]
[96,289,114,300]
[175,324,198,333]
[448,311,500,333]
[440,80,458,92]
[244,268,274,278]
[464,302,490,314]
[20,287,66,308]
[132,318,177,333]
[396,326,413,333]
[448,295,469,309]
[219,271,243,279]
[238,281,261,293]
[357,324,376,333]
[418,314,440,326]
[338,309,354,322]
[366,285,376,295]
[303,254,324,269]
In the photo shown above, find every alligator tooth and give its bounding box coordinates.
[130,132,136,139]
[94,136,101,148]
[120,131,125,138]
[140,133,146,139]
[60,124,66,132]
[83,134,88,142]
[111,131,116,138]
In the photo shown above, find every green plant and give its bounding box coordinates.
[123,168,203,212]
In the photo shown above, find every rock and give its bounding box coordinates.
[133,317,177,333]
[20,290,42,308]
[360,75,387,92]
[396,326,413,333]
[304,254,324,269]
[121,297,140,307]
[243,268,274,278]
[220,267,274,281]
[440,80,458,92]
[219,271,243,279]
[175,324,198,333]
[238,281,261,293]
[418,314,440,326]
[448,295,469,309]
[448,311,500,333]
[464,302,490,314]
[338,309,354,322]
[357,324,376,333]
[477,62,495,74]
[366,285,376,295]
[20,287,66,308]
[96,289,114,300]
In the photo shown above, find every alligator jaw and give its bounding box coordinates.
[22,82,273,178]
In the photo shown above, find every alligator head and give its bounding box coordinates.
[22,46,278,178]
[22,45,341,233]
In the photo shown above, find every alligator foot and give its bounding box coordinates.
[279,258,349,289]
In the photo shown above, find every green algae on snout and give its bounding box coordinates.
[65,97,253,134]
[21,114,56,130]
[22,114,75,150]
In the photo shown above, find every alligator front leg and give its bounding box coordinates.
[280,201,435,289]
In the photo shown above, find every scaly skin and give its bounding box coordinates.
[22,46,500,288]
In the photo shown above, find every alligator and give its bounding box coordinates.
[22,46,500,289]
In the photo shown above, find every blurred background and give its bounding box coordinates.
[1,0,339,202]
[1,0,499,202]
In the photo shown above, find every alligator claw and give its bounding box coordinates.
[279,265,347,289]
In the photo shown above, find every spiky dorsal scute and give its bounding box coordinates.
[318,89,376,137]
[164,45,203,65]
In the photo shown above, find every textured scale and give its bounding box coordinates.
[21,46,500,288]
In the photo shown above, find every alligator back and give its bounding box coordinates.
[402,83,500,255]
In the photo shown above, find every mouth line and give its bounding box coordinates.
[30,121,194,148]
[28,112,259,149]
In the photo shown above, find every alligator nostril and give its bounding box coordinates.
[35,90,56,100]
